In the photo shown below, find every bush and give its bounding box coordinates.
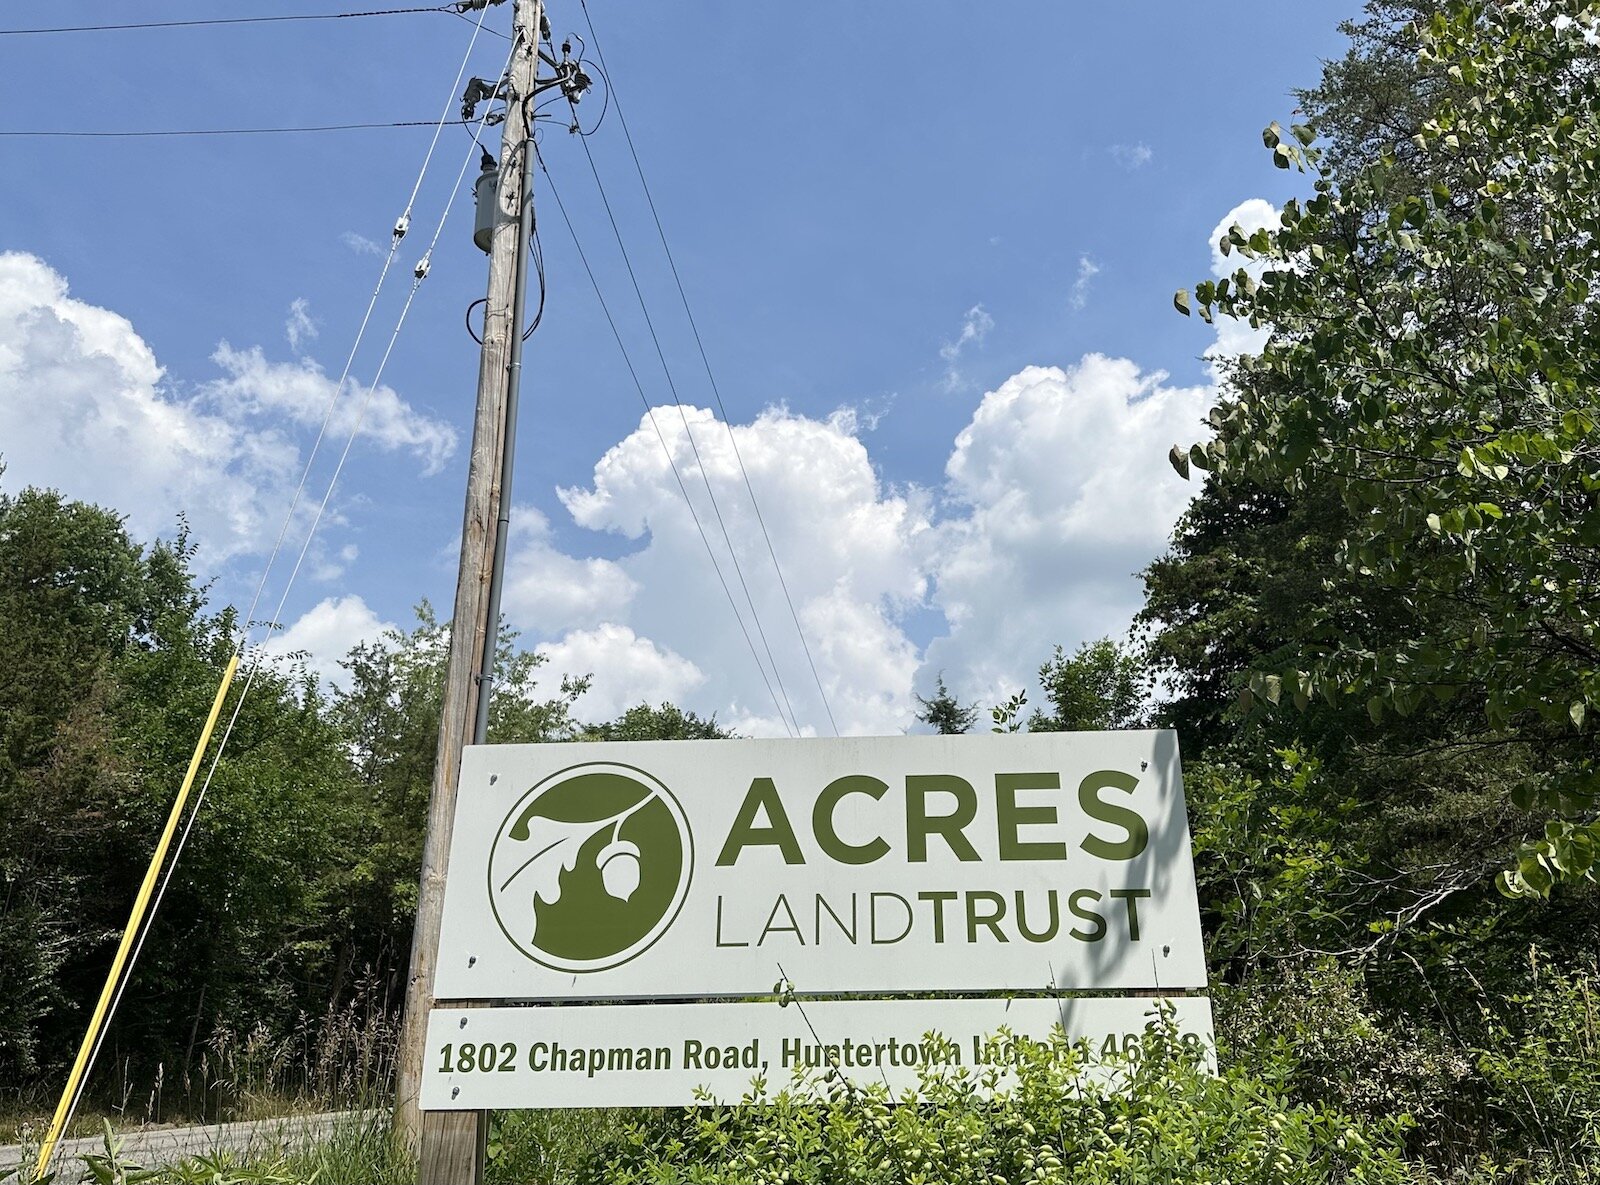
[584,1019,1424,1185]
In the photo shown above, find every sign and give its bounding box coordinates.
[420,996,1216,1108]
[434,732,1206,999]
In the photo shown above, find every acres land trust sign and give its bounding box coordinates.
[434,732,1206,999]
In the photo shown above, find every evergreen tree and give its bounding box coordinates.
[914,675,978,735]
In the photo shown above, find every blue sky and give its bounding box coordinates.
[0,0,1358,735]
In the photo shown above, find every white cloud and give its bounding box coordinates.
[939,304,994,391]
[0,252,298,561]
[519,355,1212,737]
[1070,255,1100,311]
[204,343,456,475]
[1206,197,1281,370]
[1109,142,1153,170]
[341,231,384,257]
[0,251,456,570]
[285,297,318,355]
[919,357,1212,708]
[535,624,705,722]
[499,505,638,632]
[259,594,395,690]
[508,404,930,736]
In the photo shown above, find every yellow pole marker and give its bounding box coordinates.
[33,654,241,1182]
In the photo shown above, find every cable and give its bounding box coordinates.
[0,121,459,138]
[0,6,460,36]
[539,154,798,736]
[566,109,802,738]
[577,0,840,736]
[454,10,513,38]
[235,0,499,658]
[565,58,610,136]
[466,226,542,342]
[40,8,516,1168]
[524,222,547,338]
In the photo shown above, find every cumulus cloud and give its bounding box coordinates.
[0,251,456,566]
[499,505,638,632]
[1205,197,1281,370]
[1109,142,1153,170]
[0,252,297,561]
[536,624,705,723]
[1070,255,1100,311]
[504,404,930,736]
[259,594,396,689]
[204,344,456,476]
[919,357,1212,707]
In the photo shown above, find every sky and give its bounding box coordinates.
[0,0,1359,737]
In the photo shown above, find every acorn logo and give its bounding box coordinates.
[487,762,693,972]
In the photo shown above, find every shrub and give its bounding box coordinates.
[584,1019,1424,1184]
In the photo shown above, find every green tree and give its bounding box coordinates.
[0,481,359,1098]
[1030,639,1146,733]
[914,675,978,735]
[581,702,731,741]
[326,605,587,1000]
[1176,1,1600,896]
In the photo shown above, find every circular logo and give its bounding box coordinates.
[487,761,693,972]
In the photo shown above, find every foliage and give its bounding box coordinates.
[1029,638,1147,733]
[586,1022,1421,1185]
[0,486,361,1103]
[581,703,731,742]
[1471,951,1600,1180]
[322,604,586,1008]
[1174,0,1600,896]
[913,675,978,736]
[485,1109,641,1185]
[1294,1,1457,187]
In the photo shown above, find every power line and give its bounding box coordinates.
[539,153,799,737]
[0,6,462,36]
[566,119,803,738]
[576,0,841,737]
[0,120,458,138]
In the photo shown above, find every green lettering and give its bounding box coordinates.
[966,889,1009,942]
[906,774,979,862]
[1068,889,1106,941]
[917,889,958,942]
[996,772,1067,860]
[716,777,805,865]
[1110,887,1151,940]
[1078,770,1149,861]
[813,774,890,864]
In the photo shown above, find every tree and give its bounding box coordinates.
[0,480,360,1096]
[1174,1,1600,895]
[582,702,732,741]
[326,605,586,1001]
[914,675,978,735]
[1030,639,1146,733]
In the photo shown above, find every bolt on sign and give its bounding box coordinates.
[425,731,1210,1107]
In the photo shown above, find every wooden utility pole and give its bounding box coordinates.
[394,0,543,1177]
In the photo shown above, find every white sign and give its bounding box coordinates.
[421,996,1216,1109]
[434,732,1206,999]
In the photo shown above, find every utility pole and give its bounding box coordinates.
[393,0,542,1177]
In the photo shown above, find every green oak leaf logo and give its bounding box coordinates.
[487,761,692,972]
